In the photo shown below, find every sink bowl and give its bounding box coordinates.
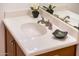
[21,23,47,38]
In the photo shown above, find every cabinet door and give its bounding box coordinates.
[5,27,25,56]
[16,43,25,56]
[6,28,16,56]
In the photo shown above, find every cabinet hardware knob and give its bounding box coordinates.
[10,40,14,45]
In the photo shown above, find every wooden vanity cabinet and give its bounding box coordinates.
[5,27,16,56]
[16,43,25,56]
[5,27,25,56]
[38,45,76,56]
[5,26,76,56]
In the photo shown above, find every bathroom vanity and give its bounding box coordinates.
[5,25,76,56]
[5,28,76,56]
[3,9,78,56]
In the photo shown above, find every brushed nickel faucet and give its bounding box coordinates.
[63,16,70,23]
[37,16,45,24]
[53,14,70,23]
[63,16,70,20]
[37,16,52,30]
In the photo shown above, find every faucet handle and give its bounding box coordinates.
[66,16,70,19]
[48,23,52,30]
[37,20,40,24]
[46,20,52,30]
[45,20,52,26]
[41,17,45,24]
[45,20,50,26]
[41,16,44,20]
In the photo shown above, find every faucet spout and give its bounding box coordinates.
[63,16,70,20]
[37,16,45,24]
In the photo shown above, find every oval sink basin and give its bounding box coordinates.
[21,23,47,38]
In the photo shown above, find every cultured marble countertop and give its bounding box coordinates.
[3,14,78,56]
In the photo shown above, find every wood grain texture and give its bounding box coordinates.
[5,26,25,56]
[38,45,76,56]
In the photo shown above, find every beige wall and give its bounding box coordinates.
[54,3,79,14]
[0,3,79,14]
[40,3,79,14]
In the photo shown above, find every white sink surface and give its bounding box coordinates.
[21,23,47,38]
[3,15,78,56]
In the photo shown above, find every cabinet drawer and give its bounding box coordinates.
[5,27,16,56]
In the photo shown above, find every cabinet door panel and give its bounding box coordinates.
[6,29,16,56]
[16,43,25,56]
[5,27,25,56]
